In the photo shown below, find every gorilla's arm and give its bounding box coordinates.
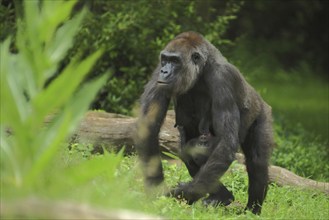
[135,78,171,186]
[170,63,241,202]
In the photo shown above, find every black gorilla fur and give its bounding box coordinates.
[134,32,274,214]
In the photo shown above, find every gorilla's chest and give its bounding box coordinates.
[174,87,212,139]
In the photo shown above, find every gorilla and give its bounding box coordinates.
[134,31,273,215]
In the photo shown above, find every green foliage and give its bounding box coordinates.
[70,0,242,114]
[0,0,108,189]
[47,146,125,197]
[272,123,329,181]
[0,1,16,42]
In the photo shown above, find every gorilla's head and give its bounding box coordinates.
[157,32,209,95]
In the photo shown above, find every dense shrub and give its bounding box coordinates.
[0,1,16,42]
[272,123,329,181]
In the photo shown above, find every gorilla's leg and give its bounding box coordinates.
[202,183,234,206]
[242,112,273,214]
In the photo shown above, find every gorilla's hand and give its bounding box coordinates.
[166,182,203,205]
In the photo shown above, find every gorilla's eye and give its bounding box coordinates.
[170,56,180,64]
[192,52,201,64]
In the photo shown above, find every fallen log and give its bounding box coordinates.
[46,111,329,195]
[45,110,179,154]
[235,153,329,194]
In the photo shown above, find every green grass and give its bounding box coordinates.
[2,147,328,219]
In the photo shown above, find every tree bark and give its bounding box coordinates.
[47,111,329,195]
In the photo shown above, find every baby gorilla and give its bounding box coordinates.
[178,126,235,206]
[181,133,214,167]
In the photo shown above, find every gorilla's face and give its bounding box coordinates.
[157,34,207,95]
[157,51,182,85]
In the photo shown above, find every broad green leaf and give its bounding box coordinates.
[0,39,28,126]
[26,73,108,185]
[41,0,77,44]
[46,9,86,67]
[61,73,109,134]
[31,50,103,126]
[0,132,22,186]
[23,1,44,85]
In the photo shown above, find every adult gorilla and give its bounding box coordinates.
[134,32,273,215]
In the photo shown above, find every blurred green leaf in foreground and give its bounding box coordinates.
[0,0,108,189]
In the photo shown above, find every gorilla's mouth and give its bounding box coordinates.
[157,81,169,85]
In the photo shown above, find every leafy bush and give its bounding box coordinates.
[0,1,16,42]
[0,0,108,189]
[272,123,329,181]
